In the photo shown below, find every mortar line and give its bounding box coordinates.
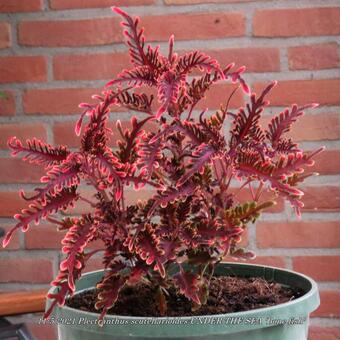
[0,0,339,21]
[2,36,340,58]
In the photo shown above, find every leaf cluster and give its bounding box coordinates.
[2,7,323,320]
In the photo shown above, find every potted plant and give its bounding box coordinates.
[2,7,322,340]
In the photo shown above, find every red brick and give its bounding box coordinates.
[303,186,340,212]
[198,83,244,110]
[50,0,154,9]
[224,256,286,268]
[254,8,340,37]
[257,221,340,248]
[166,0,257,3]
[309,150,340,175]
[53,53,129,81]
[287,113,340,141]
[18,18,121,47]
[313,291,340,317]
[53,121,80,147]
[0,90,15,116]
[25,225,64,250]
[23,88,102,115]
[0,225,20,250]
[309,326,340,340]
[253,79,340,106]
[0,257,53,283]
[205,47,280,72]
[0,0,42,12]
[293,256,340,281]
[19,12,245,47]
[0,56,47,83]
[25,224,104,250]
[143,12,245,41]
[0,191,29,217]
[53,119,158,148]
[288,44,339,70]
[261,112,340,142]
[0,123,46,149]
[0,158,44,183]
[0,22,10,48]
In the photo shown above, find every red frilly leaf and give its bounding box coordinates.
[173,266,201,305]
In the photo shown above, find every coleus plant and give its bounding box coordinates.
[2,7,323,321]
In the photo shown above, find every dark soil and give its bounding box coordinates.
[66,276,304,317]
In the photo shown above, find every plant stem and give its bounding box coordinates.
[255,181,264,202]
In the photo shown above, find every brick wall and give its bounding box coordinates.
[0,1,339,339]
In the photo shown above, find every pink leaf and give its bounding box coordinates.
[112,7,162,70]
[156,71,185,119]
[8,137,69,168]
[173,266,201,305]
[267,103,317,148]
[96,272,127,321]
[176,51,223,76]
[60,218,95,291]
[137,134,164,179]
[148,184,195,218]
[134,224,166,278]
[177,144,216,187]
[106,66,156,88]
[2,188,78,248]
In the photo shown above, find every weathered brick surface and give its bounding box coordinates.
[0,22,11,49]
[293,256,340,281]
[288,44,339,70]
[166,0,258,3]
[53,53,130,81]
[0,2,339,336]
[23,88,101,115]
[0,257,53,283]
[253,79,340,106]
[0,158,44,183]
[0,123,47,149]
[0,56,47,83]
[0,0,42,12]
[50,0,155,10]
[312,291,340,317]
[253,8,340,37]
[0,191,31,217]
[257,221,340,248]
[18,19,122,47]
[0,91,15,116]
[302,187,340,212]
[0,225,20,250]
[261,112,340,142]
[142,12,246,40]
[309,326,340,340]
[206,47,280,72]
